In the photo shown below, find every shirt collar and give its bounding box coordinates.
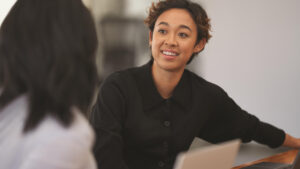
[171,70,192,111]
[134,60,192,111]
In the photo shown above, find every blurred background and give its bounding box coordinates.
[1,0,300,166]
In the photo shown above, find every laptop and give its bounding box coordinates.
[173,139,241,169]
[241,150,300,169]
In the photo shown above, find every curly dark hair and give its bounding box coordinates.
[144,0,212,64]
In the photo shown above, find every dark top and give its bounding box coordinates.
[90,61,285,169]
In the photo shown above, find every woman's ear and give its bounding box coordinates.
[193,38,206,53]
[149,31,153,47]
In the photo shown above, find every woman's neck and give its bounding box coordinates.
[151,63,184,99]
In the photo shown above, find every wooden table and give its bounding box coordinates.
[232,149,299,169]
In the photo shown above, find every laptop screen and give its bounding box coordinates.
[173,139,241,169]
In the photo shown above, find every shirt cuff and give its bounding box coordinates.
[253,121,286,148]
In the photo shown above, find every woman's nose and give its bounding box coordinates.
[164,34,177,46]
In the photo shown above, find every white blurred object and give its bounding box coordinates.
[82,0,92,9]
[0,0,16,26]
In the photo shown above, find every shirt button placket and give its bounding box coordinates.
[163,141,168,148]
[158,161,165,168]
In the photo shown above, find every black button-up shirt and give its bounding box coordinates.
[90,61,285,169]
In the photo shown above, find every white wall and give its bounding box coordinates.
[124,0,153,18]
[196,0,300,136]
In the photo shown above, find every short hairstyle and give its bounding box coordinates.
[0,0,98,132]
[144,0,212,64]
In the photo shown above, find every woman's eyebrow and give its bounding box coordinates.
[158,21,169,26]
[158,22,192,32]
[179,25,192,32]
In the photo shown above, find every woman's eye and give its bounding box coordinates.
[178,32,188,38]
[158,29,167,34]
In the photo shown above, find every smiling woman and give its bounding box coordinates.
[149,8,206,98]
[89,0,300,169]
[150,9,205,85]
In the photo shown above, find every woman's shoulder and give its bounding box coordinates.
[21,109,96,168]
[101,63,149,89]
[28,108,94,147]
[1,94,94,148]
[184,69,227,96]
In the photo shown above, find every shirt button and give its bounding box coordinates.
[163,120,171,127]
[158,161,165,167]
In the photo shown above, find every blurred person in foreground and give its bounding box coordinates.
[0,0,99,168]
[90,0,300,169]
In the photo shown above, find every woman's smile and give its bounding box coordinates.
[161,49,179,60]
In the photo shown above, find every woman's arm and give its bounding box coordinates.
[199,85,286,148]
[282,134,300,148]
[89,75,129,169]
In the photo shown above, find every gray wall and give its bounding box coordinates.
[197,0,300,137]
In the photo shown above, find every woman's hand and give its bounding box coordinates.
[282,134,300,148]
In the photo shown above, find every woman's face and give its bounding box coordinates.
[150,8,205,72]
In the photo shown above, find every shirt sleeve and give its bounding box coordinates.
[198,85,286,148]
[19,135,96,169]
[89,74,129,169]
